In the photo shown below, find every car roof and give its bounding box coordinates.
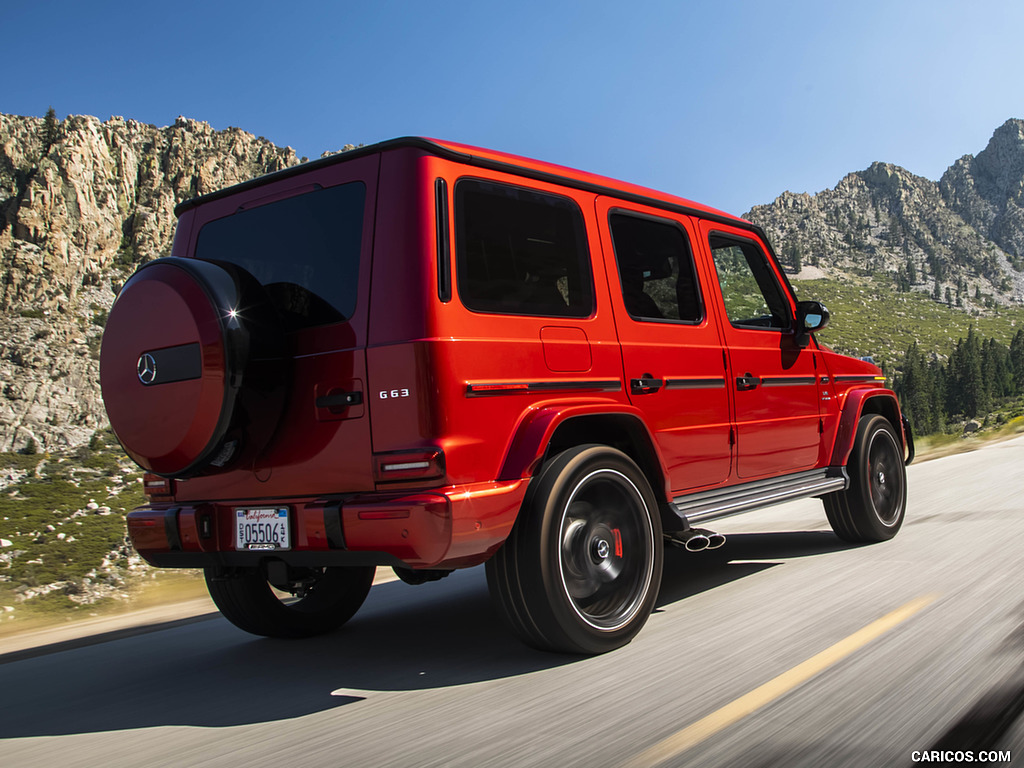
[173,137,753,234]
[423,137,744,224]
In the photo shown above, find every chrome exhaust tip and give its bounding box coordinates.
[684,534,710,552]
[667,530,711,552]
[692,528,726,550]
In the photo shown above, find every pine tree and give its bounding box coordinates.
[930,358,947,431]
[982,338,1012,399]
[1009,329,1024,394]
[895,342,939,434]
[894,268,909,292]
[42,106,59,148]
[948,327,987,418]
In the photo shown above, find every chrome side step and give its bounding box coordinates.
[671,467,848,525]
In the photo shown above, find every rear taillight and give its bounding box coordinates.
[127,509,172,551]
[373,449,445,483]
[143,473,175,499]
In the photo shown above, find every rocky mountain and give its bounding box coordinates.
[0,113,310,452]
[941,119,1024,262]
[2,113,1024,454]
[746,118,1024,310]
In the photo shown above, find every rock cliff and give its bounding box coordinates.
[3,112,1024,453]
[0,114,302,452]
[745,118,1024,309]
[940,119,1024,263]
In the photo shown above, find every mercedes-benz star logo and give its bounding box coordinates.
[137,353,157,385]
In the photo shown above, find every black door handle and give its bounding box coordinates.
[630,376,663,395]
[736,374,760,391]
[316,390,363,409]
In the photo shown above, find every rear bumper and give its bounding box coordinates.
[128,479,527,571]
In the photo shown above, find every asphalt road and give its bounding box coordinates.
[3,436,1024,768]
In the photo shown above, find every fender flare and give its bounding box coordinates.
[497,402,673,500]
[830,388,911,466]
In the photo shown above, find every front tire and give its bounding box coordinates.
[825,415,907,542]
[486,445,663,654]
[205,565,375,638]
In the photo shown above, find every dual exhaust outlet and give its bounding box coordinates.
[666,527,726,552]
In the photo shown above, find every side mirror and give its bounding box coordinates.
[795,300,830,348]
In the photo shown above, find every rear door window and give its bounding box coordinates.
[195,181,366,331]
[609,212,703,322]
[454,179,593,317]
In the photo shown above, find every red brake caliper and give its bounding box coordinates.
[612,528,623,558]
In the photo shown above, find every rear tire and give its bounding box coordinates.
[824,415,906,542]
[486,445,663,654]
[205,565,375,638]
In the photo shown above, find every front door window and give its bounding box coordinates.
[706,228,821,478]
[709,236,791,331]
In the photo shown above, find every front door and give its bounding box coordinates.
[698,221,821,479]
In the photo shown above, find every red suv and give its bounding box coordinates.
[101,138,912,654]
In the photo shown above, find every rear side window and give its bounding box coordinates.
[195,182,366,330]
[455,179,593,317]
[609,212,703,322]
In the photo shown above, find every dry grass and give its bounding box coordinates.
[0,570,206,639]
[913,415,1024,462]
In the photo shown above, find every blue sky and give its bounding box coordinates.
[4,0,1023,215]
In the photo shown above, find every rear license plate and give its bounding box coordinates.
[235,507,290,551]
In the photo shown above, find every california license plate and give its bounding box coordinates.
[235,507,290,551]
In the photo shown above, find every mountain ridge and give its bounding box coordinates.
[2,112,1024,452]
[745,118,1024,309]
[0,113,309,452]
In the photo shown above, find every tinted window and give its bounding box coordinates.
[709,234,791,330]
[455,180,593,317]
[610,213,703,322]
[195,182,365,330]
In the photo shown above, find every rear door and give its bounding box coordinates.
[177,154,380,499]
[596,197,732,492]
[697,220,821,479]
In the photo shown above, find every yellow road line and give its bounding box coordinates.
[625,594,939,768]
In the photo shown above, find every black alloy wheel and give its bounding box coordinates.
[825,414,907,542]
[486,444,663,654]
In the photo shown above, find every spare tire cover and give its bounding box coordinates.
[100,258,252,477]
